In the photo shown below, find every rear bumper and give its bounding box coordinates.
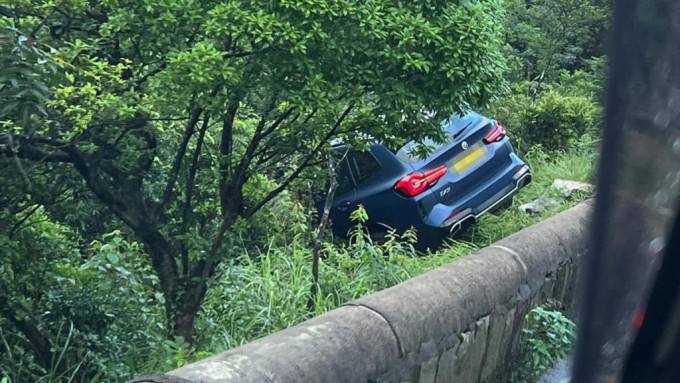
[417,156,531,239]
[445,170,531,234]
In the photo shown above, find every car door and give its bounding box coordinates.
[329,149,385,236]
[328,154,357,237]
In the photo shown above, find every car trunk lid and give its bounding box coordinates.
[398,115,512,205]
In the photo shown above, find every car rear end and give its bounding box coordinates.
[394,111,531,246]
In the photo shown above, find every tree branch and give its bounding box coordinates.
[251,108,315,164]
[218,101,241,218]
[0,291,52,370]
[179,114,210,277]
[245,103,354,218]
[307,151,338,311]
[258,107,295,140]
[1,140,73,163]
[6,133,32,192]
[232,108,294,189]
[28,2,61,38]
[64,145,180,321]
[156,109,203,218]
[0,197,35,234]
[8,204,41,239]
[223,46,273,59]
[132,61,167,92]
[87,116,190,130]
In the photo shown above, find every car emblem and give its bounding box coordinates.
[462,141,469,150]
[440,186,451,197]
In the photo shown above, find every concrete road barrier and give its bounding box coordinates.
[131,200,592,383]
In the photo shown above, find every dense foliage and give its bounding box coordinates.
[0,0,608,380]
[0,0,507,346]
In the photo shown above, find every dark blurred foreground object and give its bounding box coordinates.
[571,0,680,381]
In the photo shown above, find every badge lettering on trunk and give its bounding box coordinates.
[440,186,451,197]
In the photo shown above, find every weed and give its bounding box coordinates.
[511,307,577,383]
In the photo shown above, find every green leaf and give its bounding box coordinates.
[107,253,120,264]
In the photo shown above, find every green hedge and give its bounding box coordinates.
[491,89,600,152]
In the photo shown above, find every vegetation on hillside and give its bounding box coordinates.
[0,0,608,380]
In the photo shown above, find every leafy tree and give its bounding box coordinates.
[503,0,610,87]
[0,0,506,343]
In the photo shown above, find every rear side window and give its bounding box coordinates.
[442,112,479,136]
[396,138,443,164]
[335,157,355,195]
[331,149,382,194]
[347,151,381,186]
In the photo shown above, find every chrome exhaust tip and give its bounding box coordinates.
[449,216,475,234]
[517,173,532,189]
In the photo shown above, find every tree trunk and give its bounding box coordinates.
[0,292,53,370]
[307,152,339,311]
[171,277,210,344]
[174,312,198,344]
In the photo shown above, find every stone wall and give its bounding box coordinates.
[131,201,591,383]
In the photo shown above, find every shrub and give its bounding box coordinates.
[492,89,600,152]
[523,91,599,151]
[511,306,577,382]
[556,56,607,102]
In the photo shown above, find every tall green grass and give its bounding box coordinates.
[195,222,477,355]
[190,144,597,360]
[4,145,596,382]
[453,144,597,247]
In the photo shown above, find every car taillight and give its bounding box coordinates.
[483,123,506,143]
[395,165,447,197]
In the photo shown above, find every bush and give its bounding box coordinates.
[491,89,600,152]
[0,219,169,383]
[523,91,599,151]
[511,306,577,382]
[556,56,607,101]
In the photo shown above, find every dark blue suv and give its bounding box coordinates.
[328,111,531,249]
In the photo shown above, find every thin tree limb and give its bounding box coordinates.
[0,197,35,234]
[245,103,354,218]
[307,151,338,311]
[28,2,61,38]
[7,133,32,192]
[0,291,53,370]
[179,114,210,277]
[156,109,202,217]
[8,204,41,239]
[231,108,293,189]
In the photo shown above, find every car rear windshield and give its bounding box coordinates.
[396,111,480,164]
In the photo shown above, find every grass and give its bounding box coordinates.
[191,144,598,359]
[4,144,595,382]
[448,144,597,247]
[196,229,478,354]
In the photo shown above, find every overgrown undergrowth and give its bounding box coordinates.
[0,144,597,382]
[193,143,596,360]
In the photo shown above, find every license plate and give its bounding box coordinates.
[448,142,489,176]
